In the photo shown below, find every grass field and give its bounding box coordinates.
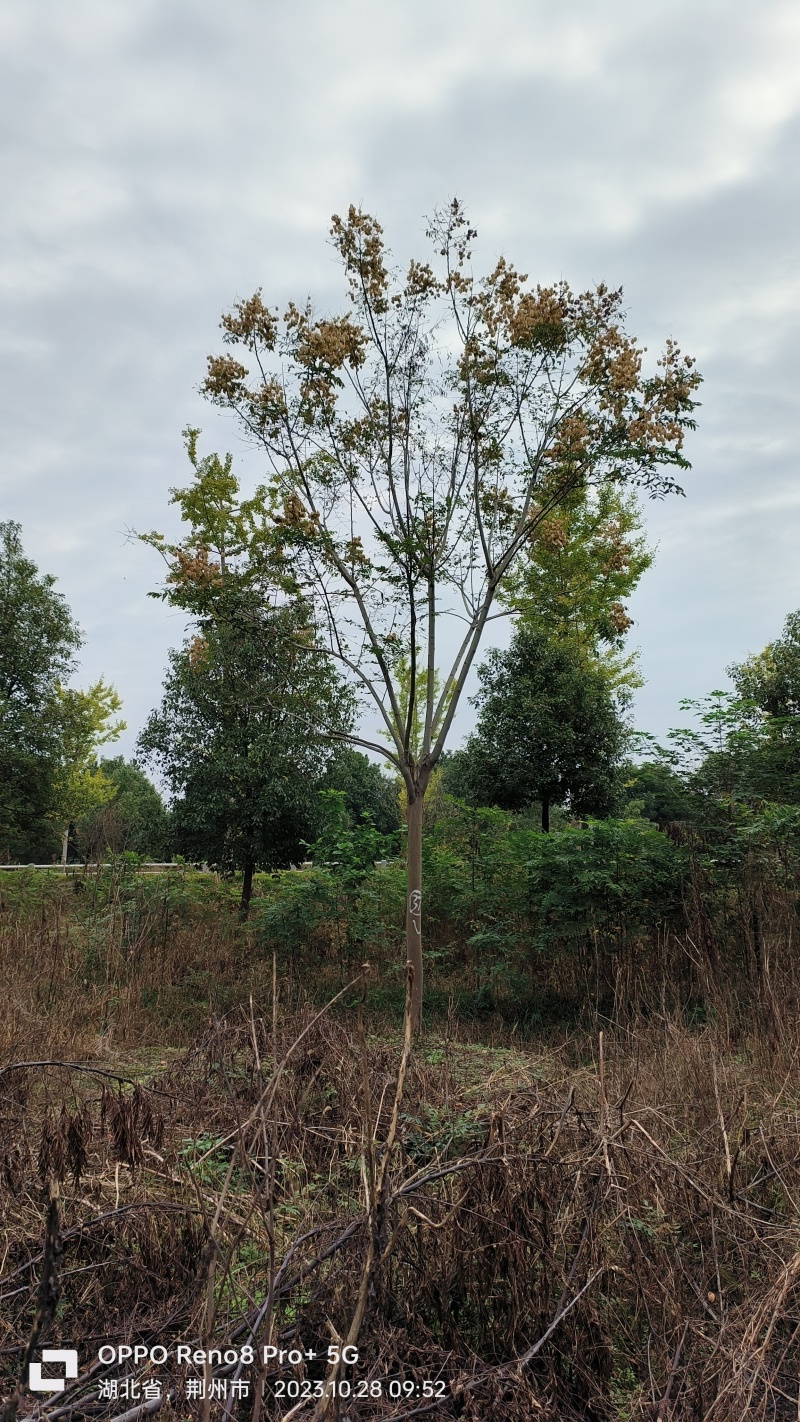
[2,865,800,1420]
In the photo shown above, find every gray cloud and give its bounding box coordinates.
[1,0,799,754]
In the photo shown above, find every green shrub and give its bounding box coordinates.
[524,818,686,955]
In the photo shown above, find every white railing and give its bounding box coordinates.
[0,862,202,873]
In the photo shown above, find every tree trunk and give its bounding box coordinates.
[239,858,255,921]
[405,788,424,1034]
[541,795,550,833]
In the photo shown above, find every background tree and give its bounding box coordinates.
[52,680,125,858]
[0,522,123,861]
[200,201,700,1027]
[140,596,350,912]
[78,757,172,861]
[658,636,800,818]
[665,692,765,811]
[724,610,800,804]
[447,628,626,829]
[321,747,399,838]
[622,632,800,829]
[730,610,800,718]
[140,444,354,913]
[618,757,694,827]
[501,483,653,694]
[446,486,651,831]
[1,520,81,859]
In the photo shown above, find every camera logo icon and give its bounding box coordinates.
[29,1349,79,1393]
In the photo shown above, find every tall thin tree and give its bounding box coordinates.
[201,202,701,1030]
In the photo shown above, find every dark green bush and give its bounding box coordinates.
[524,817,686,955]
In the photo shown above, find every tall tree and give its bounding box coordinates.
[200,202,700,1027]
[501,483,653,693]
[140,440,354,913]
[729,611,800,720]
[448,628,626,829]
[620,615,800,828]
[726,611,800,803]
[0,521,80,858]
[659,616,800,812]
[139,591,352,913]
[78,757,172,861]
[459,485,653,830]
[321,747,399,838]
[52,680,125,854]
[0,522,123,860]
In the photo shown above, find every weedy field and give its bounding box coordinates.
[2,865,800,1421]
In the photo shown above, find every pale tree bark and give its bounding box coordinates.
[404,778,428,1033]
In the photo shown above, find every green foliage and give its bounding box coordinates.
[50,680,125,828]
[139,427,285,613]
[232,792,686,1008]
[452,627,627,827]
[501,483,653,686]
[139,441,356,895]
[725,611,800,805]
[0,523,82,703]
[417,802,684,966]
[248,799,691,1022]
[729,609,800,718]
[624,614,800,833]
[0,522,123,860]
[139,591,351,877]
[7,791,800,1031]
[255,859,405,968]
[399,1105,484,1165]
[619,758,694,826]
[78,757,172,860]
[320,748,399,837]
[306,789,398,876]
[178,1133,239,1189]
[633,682,800,829]
[523,817,685,954]
[250,786,402,968]
[666,691,761,785]
[0,521,80,859]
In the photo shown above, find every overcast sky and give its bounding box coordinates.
[2,0,799,760]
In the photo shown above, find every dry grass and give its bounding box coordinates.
[0,868,266,1061]
[2,872,800,1420]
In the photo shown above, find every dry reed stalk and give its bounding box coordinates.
[6,873,800,1418]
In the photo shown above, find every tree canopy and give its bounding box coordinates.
[78,757,172,861]
[723,612,800,805]
[622,614,800,828]
[198,200,700,1026]
[448,628,627,830]
[139,590,353,909]
[321,747,399,839]
[139,432,356,912]
[501,483,653,695]
[0,522,123,861]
